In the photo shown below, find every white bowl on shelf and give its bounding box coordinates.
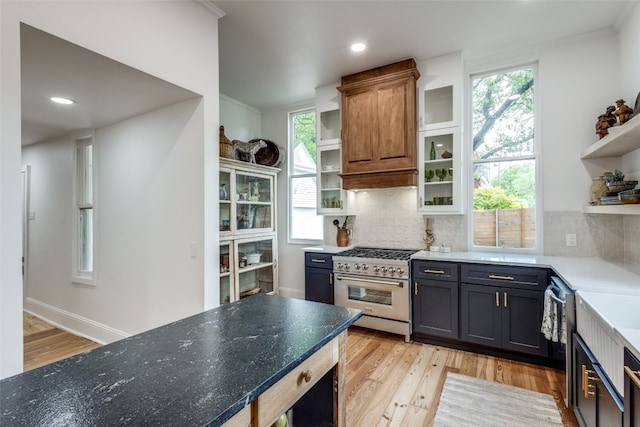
[247,253,262,264]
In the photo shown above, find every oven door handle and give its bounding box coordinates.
[335,274,404,288]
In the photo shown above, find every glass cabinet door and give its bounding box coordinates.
[219,170,232,235]
[418,128,463,214]
[235,172,273,232]
[319,143,342,211]
[219,241,233,304]
[235,236,277,299]
[316,142,356,215]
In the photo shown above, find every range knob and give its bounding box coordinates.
[387,267,396,275]
[372,266,380,273]
[336,263,344,270]
[380,267,387,274]
[344,264,351,270]
[361,264,369,271]
[396,267,405,276]
[355,263,361,270]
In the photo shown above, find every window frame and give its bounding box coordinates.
[72,133,97,285]
[466,61,542,254]
[287,107,323,244]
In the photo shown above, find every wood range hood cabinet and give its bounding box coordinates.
[338,59,420,189]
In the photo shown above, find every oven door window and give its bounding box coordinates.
[348,286,392,306]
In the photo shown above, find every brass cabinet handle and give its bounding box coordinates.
[329,273,333,286]
[424,269,445,274]
[504,292,508,308]
[414,281,419,296]
[625,366,640,389]
[489,274,514,281]
[311,258,326,263]
[582,365,596,398]
[495,291,500,307]
[301,370,312,383]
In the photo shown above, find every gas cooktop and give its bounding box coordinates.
[334,247,418,262]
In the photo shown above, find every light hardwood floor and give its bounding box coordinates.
[23,312,101,371]
[23,314,578,426]
[345,327,578,427]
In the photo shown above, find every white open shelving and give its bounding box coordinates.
[581,114,640,215]
[581,114,640,159]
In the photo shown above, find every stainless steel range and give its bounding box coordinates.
[333,247,417,342]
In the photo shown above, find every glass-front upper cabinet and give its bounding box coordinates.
[417,52,462,131]
[315,82,356,216]
[418,128,463,214]
[419,84,457,130]
[219,169,232,232]
[219,158,278,236]
[234,235,277,300]
[317,142,356,215]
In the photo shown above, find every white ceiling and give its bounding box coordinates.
[20,24,199,146]
[19,1,638,145]
[215,0,638,110]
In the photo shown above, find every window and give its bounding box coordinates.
[74,136,95,283]
[288,108,323,242]
[470,64,540,251]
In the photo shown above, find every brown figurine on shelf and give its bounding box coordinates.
[595,106,617,139]
[615,98,634,125]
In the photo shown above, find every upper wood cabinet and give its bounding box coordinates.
[338,59,420,190]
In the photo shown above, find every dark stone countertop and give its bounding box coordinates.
[1,295,362,426]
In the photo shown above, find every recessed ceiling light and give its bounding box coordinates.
[50,97,75,105]
[350,43,366,52]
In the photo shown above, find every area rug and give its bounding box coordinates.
[433,372,563,427]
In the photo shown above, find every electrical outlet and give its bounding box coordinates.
[566,233,577,247]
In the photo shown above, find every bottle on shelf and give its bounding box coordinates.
[430,141,436,160]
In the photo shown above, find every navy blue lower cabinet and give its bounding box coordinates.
[573,333,623,427]
[460,283,547,357]
[413,278,459,339]
[412,260,459,340]
[625,348,640,427]
[305,252,334,304]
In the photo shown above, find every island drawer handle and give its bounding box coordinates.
[424,269,445,274]
[625,366,640,389]
[311,258,326,263]
[301,370,312,383]
[489,274,514,281]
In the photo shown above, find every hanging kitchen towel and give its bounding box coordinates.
[541,289,558,342]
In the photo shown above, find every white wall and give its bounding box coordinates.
[23,99,205,339]
[618,2,640,181]
[1,1,221,378]
[220,95,262,142]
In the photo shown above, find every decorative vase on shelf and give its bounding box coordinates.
[590,176,607,206]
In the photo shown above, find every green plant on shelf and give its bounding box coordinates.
[603,169,625,184]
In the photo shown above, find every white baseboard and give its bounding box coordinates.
[278,287,305,300]
[24,298,130,345]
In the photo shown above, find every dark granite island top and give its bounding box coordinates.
[1,295,362,426]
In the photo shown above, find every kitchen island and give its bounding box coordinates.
[1,294,362,426]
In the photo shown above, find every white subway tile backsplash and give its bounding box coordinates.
[322,188,638,266]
